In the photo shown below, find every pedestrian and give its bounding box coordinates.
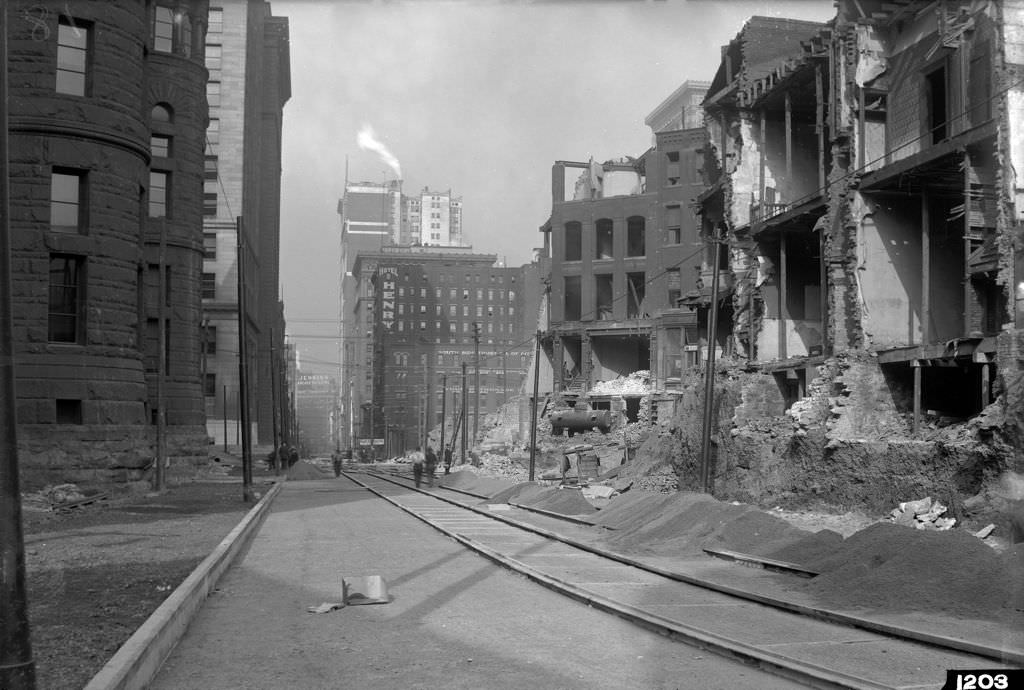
[443,446,452,475]
[424,446,437,487]
[332,450,342,477]
[411,446,424,487]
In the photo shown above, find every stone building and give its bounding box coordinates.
[9,0,210,486]
[200,0,290,448]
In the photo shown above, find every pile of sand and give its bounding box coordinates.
[287,460,329,480]
[440,470,513,498]
[797,522,1012,615]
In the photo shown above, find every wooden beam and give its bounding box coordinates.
[921,191,930,346]
[785,91,793,184]
[816,64,826,193]
[913,363,922,437]
[780,231,788,360]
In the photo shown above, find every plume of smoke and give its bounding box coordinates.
[357,124,402,180]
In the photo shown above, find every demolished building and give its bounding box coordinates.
[673,2,1024,512]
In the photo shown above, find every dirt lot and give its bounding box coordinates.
[21,472,273,690]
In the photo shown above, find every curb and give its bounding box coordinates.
[83,480,284,690]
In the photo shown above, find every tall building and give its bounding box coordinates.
[201,0,290,448]
[9,0,210,486]
[353,247,539,456]
[409,188,464,246]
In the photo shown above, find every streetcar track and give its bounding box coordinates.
[340,470,1017,690]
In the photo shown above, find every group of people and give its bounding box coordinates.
[410,445,453,487]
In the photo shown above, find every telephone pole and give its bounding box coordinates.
[460,362,468,465]
[699,227,724,494]
[472,322,480,445]
[236,217,254,502]
[0,5,37,683]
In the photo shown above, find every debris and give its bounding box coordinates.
[974,524,996,539]
[887,496,955,531]
[342,575,389,605]
[307,602,345,614]
[581,485,618,500]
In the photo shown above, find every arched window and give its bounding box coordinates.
[151,103,173,123]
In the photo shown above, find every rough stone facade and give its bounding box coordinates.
[9,0,210,488]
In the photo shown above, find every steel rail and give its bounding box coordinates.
[343,470,1013,690]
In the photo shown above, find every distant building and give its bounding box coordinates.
[346,247,540,455]
[409,188,464,246]
[8,0,210,486]
[201,0,291,448]
[295,374,337,455]
[540,107,707,400]
[645,79,711,136]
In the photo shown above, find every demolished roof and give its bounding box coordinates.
[705,16,828,107]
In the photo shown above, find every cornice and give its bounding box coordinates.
[9,116,150,163]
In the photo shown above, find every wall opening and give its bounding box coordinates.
[626,216,645,257]
[596,218,614,260]
[564,275,581,321]
[595,274,614,320]
[564,221,581,262]
[626,272,645,318]
[56,399,82,424]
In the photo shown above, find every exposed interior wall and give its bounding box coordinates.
[856,193,921,348]
[927,198,967,342]
[591,336,649,381]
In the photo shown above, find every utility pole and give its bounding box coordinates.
[0,5,37,683]
[472,322,480,445]
[699,227,724,494]
[439,374,447,459]
[236,217,254,502]
[460,361,468,465]
[528,330,541,481]
[222,385,228,453]
[270,328,280,475]
[154,223,167,492]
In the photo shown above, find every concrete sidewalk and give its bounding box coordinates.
[150,478,803,690]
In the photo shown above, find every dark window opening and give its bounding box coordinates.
[596,274,614,320]
[773,369,807,411]
[925,65,948,144]
[624,396,641,423]
[56,399,82,424]
[666,205,682,245]
[48,254,84,343]
[564,221,582,261]
[626,272,645,318]
[666,151,680,186]
[595,219,613,260]
[204,373,216,398]
[564,276,581,321]
[627,216,645,257]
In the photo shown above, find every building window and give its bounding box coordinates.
[925,62,949,144]
[49,254,84,343]
[204,373,216,398]
[201,272,216,299]
[666,205,682,245]
[203,233,217,259]
[208,7,223,33]
[206,118,220,148]
[666,151,680,186]
[202,325,217,353]
[50,169,85,234]
[206,44,222,73]
[627,216,646,257]
[56,19,88,96]
[55,399,83,424]
[596,219,614,260]
[207,81,221,109]
[152,103,173,123]
[153,5,174,52]
[151,134,171,158]
[204,184,218,216]
[149,171,168,217]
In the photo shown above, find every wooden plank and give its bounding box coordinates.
[703,546,820,577]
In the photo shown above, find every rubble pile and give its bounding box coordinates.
[460,453,529,482]
[887,496,956,531]
[21,483,88,511]
[588,370,651,397]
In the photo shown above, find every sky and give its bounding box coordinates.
[274,0,837,373]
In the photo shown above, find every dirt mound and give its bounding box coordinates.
[526,488,597,515]
[287,460,329,480]
[439,470,513,497]
[487,482,551,505]
[766,529,845,566]
[702,510,814,557]
[800,522,1011,615]
[589,491,680,530]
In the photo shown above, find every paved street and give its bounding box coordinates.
[151,478,802,689]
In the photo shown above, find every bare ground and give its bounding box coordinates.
[21,465,273,690]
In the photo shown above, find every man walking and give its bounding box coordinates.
[424,446,438,487]
[411,447,425,487]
